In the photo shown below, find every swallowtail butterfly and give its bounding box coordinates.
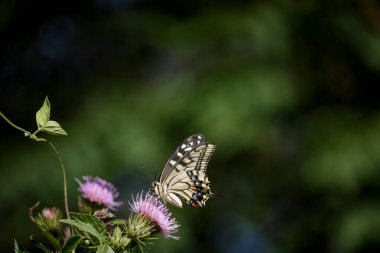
[152,134,218,207]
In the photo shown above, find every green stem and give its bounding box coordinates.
[47,141,70,220]
[0,111,70,220]
[32,128,43,136]
[0,111,30,135]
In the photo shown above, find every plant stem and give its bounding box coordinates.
[47,141,70,220]
[0,111,70,220]
[0,111,30,135]
[32,128,43,136]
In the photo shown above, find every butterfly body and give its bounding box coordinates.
[152,134,217,208]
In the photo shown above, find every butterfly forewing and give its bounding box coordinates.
[186,144,215,173]
[166,143,215,188]
[159,134,205,182]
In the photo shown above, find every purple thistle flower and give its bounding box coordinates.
[130,192,180,239]
[77,176,123,211]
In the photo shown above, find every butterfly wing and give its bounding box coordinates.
[158,134,216,207]
[159,134,205,182]
[165,143,216,207]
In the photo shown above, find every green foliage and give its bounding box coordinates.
[40,230,61,250]
[36,96,67,136]
[62,236,81,253]
[14,240,29,253]
[36,97,51,128]
[5,97,175,253]
[96,244,115,253]
[34,242,51,253]
[41,120,67,136]
[109,226,131,251]
[60,219,106,244]
[70,212,107,237]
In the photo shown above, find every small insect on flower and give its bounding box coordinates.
[129,192,180,239]
[77,176,123,211]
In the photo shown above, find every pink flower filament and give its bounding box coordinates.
[130,192,180,239]
[78,176,123,211]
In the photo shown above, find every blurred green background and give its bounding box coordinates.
[1,0,380,252]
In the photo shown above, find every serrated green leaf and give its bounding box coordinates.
[36,96,50,128]
[70,212,107,236]
[14,239,29,253]
[61,219,106,244]
[41,230,61,250]
[41,121,67,136]
[96,244,115,253]
[62,235,81,253]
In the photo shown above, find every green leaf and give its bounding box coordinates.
[62,235,81,253]
[36,96,50,128]
[41,230,61,250]
[96,244,115,253]
[14,239,29,253]
[60,219,106,244]
[70,212,107,236]
[41,121,68,136]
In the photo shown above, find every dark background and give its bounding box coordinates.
[1,0,380,252]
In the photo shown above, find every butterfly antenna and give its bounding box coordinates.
[212,192,224,198]
[140,169,156,194]
[136,163,151,180]
[135,163,156,192]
